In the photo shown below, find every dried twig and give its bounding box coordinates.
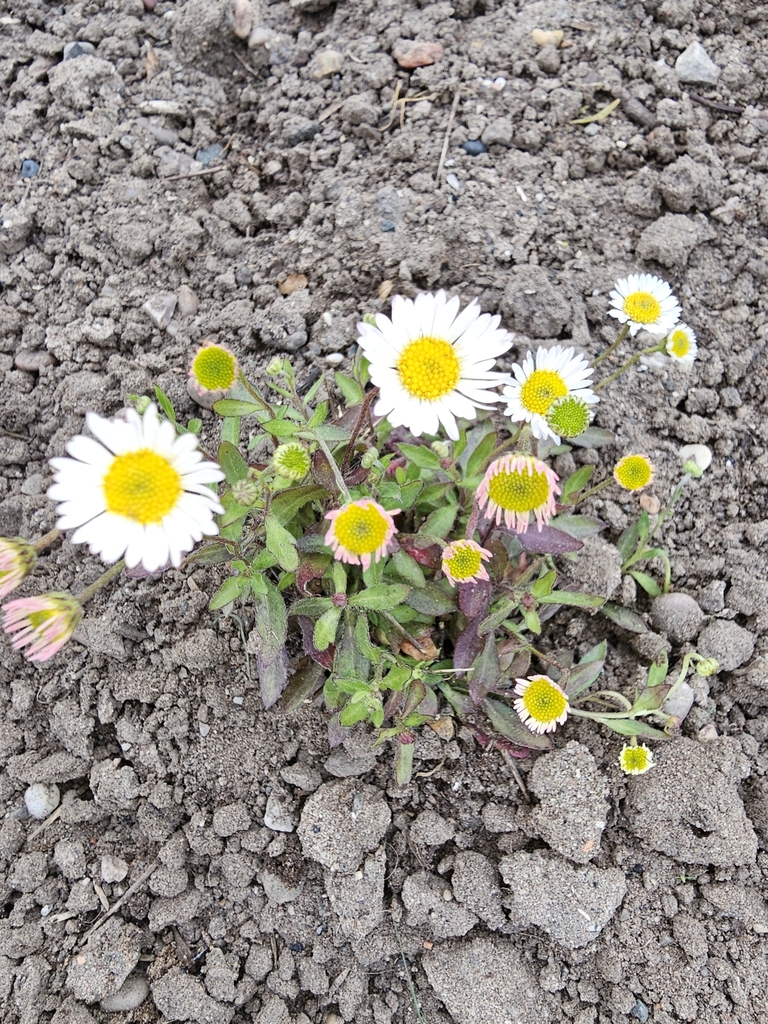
[229,47,261,78]
[164,165,230,183]
[501,748,532,804]
[435,88,461,182]
[689,92,745,115]
[79,861,158,944]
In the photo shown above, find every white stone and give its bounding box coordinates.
[24,782,60,820]
[680,443,712,473]
[100,976,149,1012]
[264,789,295,833]
[675,41,721,85]
[142,293,177,330]
[101,854,129,883]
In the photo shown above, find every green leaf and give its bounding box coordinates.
[392,550,426,588]
[219,502,250,528]
[452,428,468,461]
[418,481,455,506]
[265,516,299,571]
[362,558,384,588]
[218,441,248,484]
[213,399,263,417]
[334,372,364,406]
[580,639,607,665]
[405,582,454,616]
[571,426,616,448]
[339,702,371,727]
[381,666,412,691]
[251,549,278,571]
[629,570,662,597]
[299,423,352,442]
[253,580,288,662]
[331,561,347,595]
[334,613,370,683]
[209,574,249,610]
[481,697,551,750]
[602,718,669,740]
[552,514,606,539]
[289,596,335,618]
[438,680,475,717]
[647,652,669,689]
[539,591,606,608]
[419,504,458,540]
[262,418,299,438]
[601,601,647,633]
[469,634,501,704]
[399,480,423,510]
[523,607,541,634]
[350,583,412,611]
[617,520,641,564]
[564,660,604,698]
[270,484,328,526]
[281,660,324,712]
[397,443,442,471]
[184,543,231,566]
[354,613,381,665]
[560,465,594,502]
[153,384,176,423]
[466,431,497,479]
[478,598,519,637]
[186,418,202,435]
[530,569,557,600]
[395,741,415,786]
[306,400,329,429]
[221,416,240,446]
[314,606,342,651]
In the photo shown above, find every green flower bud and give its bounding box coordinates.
[431,440,450,459]
[695,657,719,678]
[360,448,379,469]
[133,395,152,415]
[231,478,261,506]
[266,356,284,375]
[362,312,377,326]
[683,459,704,479]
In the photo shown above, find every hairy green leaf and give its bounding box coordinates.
[350,583,412,611]
[213,398,263,417]
[601,601,647,633]
[218,441,248,484]
[209,574,249,610]
[314,606,342,651]
[405,582,454,616]
[265,515,299,571]
[270,484,328,526]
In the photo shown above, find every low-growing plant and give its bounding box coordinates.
[1,277,716,781]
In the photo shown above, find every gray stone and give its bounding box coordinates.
[624,737,757,865]
[142,293,177,330]
[67,919,143,1003]
[410,809,455,848]
[177,284,199,316]
[501,265,570,338]
[90,759,140,812]
[279,763,323,791]
[325,846,385,939]
[659,155,722,213]
[263,787,296,833]
[451,852,506,930]
[14,349,55,372]
[636,213,704,268]
[500,851,626,948]
[424,936,551,1024]
[152,967,234,1024]
[100,976,149,1012]
[528,742,610,864]
[297,780,391,873]
[402,871,478,938]
[650,593,705,643]
[101,854,129,883]
[341,94,379,126]
[259,866,303,905]
[675,41,721,85]
[481,118,514,147]
[696,619,755,671]
[24,782,60,819]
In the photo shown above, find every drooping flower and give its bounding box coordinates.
[48,404,224,572]
[324,499,399,571]
[545,393,593,440]
[613,454,654,492]
[477,454,560,533]
[502,346,597,443]
[0,537,37,599]
[356,290,513,441]
[608,274,681,337]
[189,341,239,396]
[2,593,83,663]
[618,742,655,775]
[273,442,311,482]
[665,323,697,364]
[514,674,569,734]
[441,539,492,587]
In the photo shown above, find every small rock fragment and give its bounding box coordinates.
[248,25,271,48]
[100,976,149,1012]
[67,919,143,1003]
[462,140,488,156]
[649,593,705,644]
[231,0,253,39]
[177,284,199,316]
[264,787,296,833]
[101,854,129,883]
[297,779,391,873]
[402,871,478,938]
[142,294,177,330]
[393,40,444,69]
[21,159,40,179]
[195,143,223,167]
[63,41,96,61]
[661,679,695,722]
[314,50,343,77]
[14,349,55,372]
[278,274,308,296]
[675,41,721,85]
[24,782,60,820]
[531,28,564,46]
[696,620,755,672]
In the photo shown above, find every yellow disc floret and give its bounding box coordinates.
[613,454,654,492]
[103,450,182,524]
[446,545,482,581]
[488,465,551,513]
[622,291,662,325]
[520,676,568,722]
[331,503,390,556]
[397,337,461,401]
[191,343,238,392]
[519,369,568,415]
[667,329,691,358]
[618,742,655,775]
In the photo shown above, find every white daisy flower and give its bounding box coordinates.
[356,290,513,441]
[665,323,697,364]
[502,345,597,443]
[608,274,681,336]
[48,404,224,572]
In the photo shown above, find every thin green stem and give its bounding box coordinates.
[595,340,666,392]
[77,559,126,606]
[591,323,629,368]
[572,689,633,711]
[31,528,60,553]
[311,433,352,503]
[238,371,275,416]
[575,477,613,504]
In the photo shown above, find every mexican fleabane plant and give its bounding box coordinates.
[1,279,716,782]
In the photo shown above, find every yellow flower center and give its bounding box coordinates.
[621,746,651,773]
[397,337,461,401]
[103,450,182,524]
[192,345,238,392]
[519,369,568,415]
[547,395,590,438]
[615,455,653,492]
[488,465,550,513]
[668,330,690,357]
[445,545,482,581]
[521,676,568,723]
[332,504,390,556]
[29,608,56,630]
[623,291,661,324]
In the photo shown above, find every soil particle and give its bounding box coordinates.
[500,264,570,338]
[649,592,705,643]
[297,779,391,873]
[450,851,506,930]
[66,918,143,1004]
[402,870,479,938]
[325,845,386,939]
[696,618,756,671]
[152,966,235,1024]
[635,213,709,267]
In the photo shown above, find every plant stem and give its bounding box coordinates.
[238,371,275,416]
[575,477,613,504]
[31,528,60,552]
[594,340,666,392]
[77,559,126,606]
[572,689,633,711]
[312,433,352,503]
[515,424,534,456]
[591,323,629,368]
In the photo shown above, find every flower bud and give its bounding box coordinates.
[133,395,152,415]
[266,356,284,375]
[683,459,703,479]
[231,478,261,506]
[362,313,377,326]
[332,592,347,608]
[360,448,379,469]
[431,440,450,459]
[695,657,719,678]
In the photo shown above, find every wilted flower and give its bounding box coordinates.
[0,537,37,599]
[478,454,559,533]
[325,499,399,571]
[441,539,491,587]
[514,674,569,734]
[613,454,655,492]
[2,593,83,663]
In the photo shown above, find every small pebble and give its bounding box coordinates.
[462,140,488,156]
[21,159,40,179]
[661,680,695,722]
[531,28,564,46]
[584,123,600,136]
[100,976,150,1013]
[199,723,210,737]
[631,1000,649,1024]
[248,24,271,48]
[393,40,444,69]
[679,443,712,474]
[650,593,704,644]
[314,50,343,77]
[233,695,244,705]
[195,143,223,167]
[231,0,253,40]
[325,352,344,366]
[14,349,55,373]
[380,220,396,232]
[446,173,462,192]
[24,783,60,820]
[101,854,129,883]
[142,293,177,330]
[63,40,95,61]
[177,283,199,316]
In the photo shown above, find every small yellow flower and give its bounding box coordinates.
[613,454,654,492]
[514,674,569,734]
[665,323,697,364]
[189,341,239,396]
[273,443,311,482]
[324,499,399,571]
[608,274,681,336]
[441,539,491,587]
[477,454,560,533]
[546,394,592,439]
[618,742,655,775]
